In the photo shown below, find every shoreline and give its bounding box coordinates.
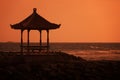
[1,50,120,61]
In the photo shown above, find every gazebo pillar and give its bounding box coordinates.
[39,30,42,52]
[27,29,30,52]
[47,30,49,51]
[21,29,23,53]
[40,30,42,46]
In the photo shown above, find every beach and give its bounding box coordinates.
[0,51,120,80]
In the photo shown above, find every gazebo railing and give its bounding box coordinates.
[21,45,49,52]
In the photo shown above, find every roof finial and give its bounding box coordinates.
[33,8,37,13]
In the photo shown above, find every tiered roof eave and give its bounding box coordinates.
[10,8,61,30]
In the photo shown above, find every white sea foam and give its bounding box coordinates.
[64,50,120,60]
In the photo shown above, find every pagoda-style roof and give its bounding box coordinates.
[10,8,61,30]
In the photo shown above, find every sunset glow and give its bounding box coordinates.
[0,0,120,42]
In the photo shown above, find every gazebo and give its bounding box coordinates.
[10,8,61,53]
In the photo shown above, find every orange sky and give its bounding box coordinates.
[0,0,120,42]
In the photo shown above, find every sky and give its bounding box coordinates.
[0,0,120,42]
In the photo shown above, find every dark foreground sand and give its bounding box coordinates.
[0,52,120,80]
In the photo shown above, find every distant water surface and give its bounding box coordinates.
[0,42,120,60]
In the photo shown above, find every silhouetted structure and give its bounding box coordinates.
[10,8,61,53]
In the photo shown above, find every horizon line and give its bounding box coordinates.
[1,41,120,43]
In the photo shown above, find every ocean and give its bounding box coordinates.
[0,42,120,60]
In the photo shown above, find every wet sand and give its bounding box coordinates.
[0,52,120,80]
